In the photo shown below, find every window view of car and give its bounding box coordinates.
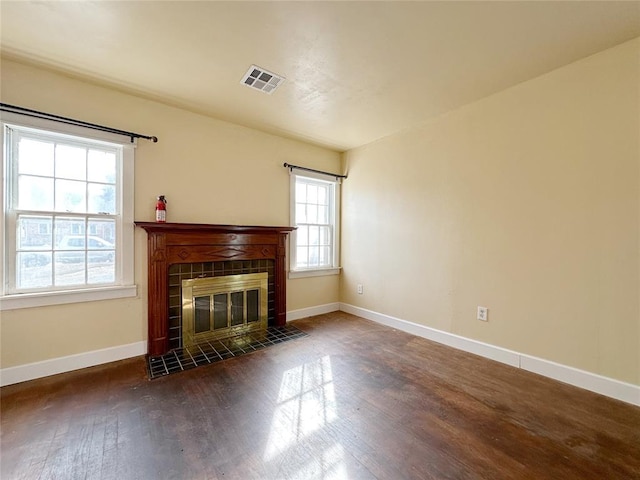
[56,235,115,263]
[20,252,51,267]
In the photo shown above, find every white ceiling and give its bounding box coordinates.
[1,1,639,152]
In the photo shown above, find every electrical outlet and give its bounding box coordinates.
[477,306,488,322]
[357,284,364,295]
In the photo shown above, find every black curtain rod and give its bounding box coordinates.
[283,162,347,180]
[0,103,158,143]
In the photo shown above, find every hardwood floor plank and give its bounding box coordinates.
[2,312,639,479]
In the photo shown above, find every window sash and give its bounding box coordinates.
[11,212,119,293]
[9,128,120,215]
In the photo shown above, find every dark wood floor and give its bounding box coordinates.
[2,312,639,480]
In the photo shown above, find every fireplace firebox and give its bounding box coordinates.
[135,222,295,356]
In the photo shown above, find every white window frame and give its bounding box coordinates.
[0,113,137,310]
[289,170,341,279]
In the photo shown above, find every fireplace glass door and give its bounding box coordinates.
[182,272,268,347]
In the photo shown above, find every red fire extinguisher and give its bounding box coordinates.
[155,195,167,223]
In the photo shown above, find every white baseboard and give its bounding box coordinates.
[287,302,340,321]
[340,303,640,407]
[4,303,638,407]
[339,303,521,368]
[0,341,146,387]
[1,303,340,387]
[518,355,640,407]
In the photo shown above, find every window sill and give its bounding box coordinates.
[0,285,138,311]
[288,267,341,279]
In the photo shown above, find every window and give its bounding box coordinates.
[289,171,340,277]
[1,115,136,310]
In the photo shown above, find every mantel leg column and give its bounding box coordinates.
[147,233,169,356]
[274,233,288,327]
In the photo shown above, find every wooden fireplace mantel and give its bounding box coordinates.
[135,222,295,356]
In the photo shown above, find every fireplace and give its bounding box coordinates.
[135,222,295,356]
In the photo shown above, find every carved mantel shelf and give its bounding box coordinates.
[135,222,295,356]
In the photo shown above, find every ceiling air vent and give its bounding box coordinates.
[241,65,285,94]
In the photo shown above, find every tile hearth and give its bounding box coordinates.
[147,324,307,379]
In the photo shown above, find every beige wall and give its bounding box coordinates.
[0,58,341,368]
[3,39,639,387]
[341,39,640,385]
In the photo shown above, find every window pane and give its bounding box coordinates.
[309,246,319,267]
[17,252,52,289]
[297,246,308,268]
[317,185,327,205]
[309,226,320,245]
[18,175,54,210]
[54,256,86,286]
[320,226,331,246]
[18,138,54,176]
[18,215,52,250]
[88,150,116,183]
[297,225,308,246]
[296,203,307,223]
[88,251,115,284]
[307,184,318,204]
[55,217,86,249]
[307,204,318,224]
[55,179,86,213]
[87,237,114,254]
[319,246,330,266]
[318,206,329,224]
[88,183,116,214]
[296,182,307,202]
[55,144,86,180]
[87,218,115,244]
